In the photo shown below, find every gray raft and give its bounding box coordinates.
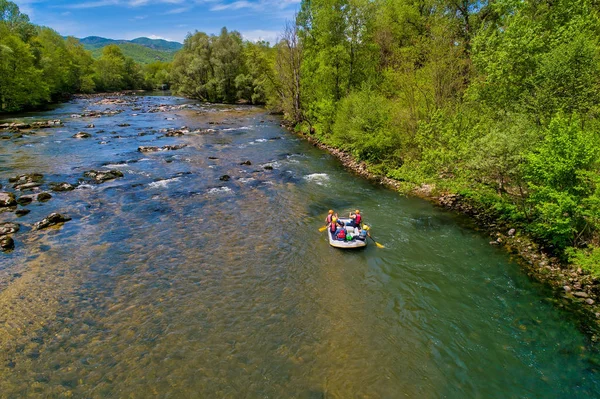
[328,218,367,249]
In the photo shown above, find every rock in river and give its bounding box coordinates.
[0,236,14,252]
[83,170,124,183]
[0,222,20,235]
[50,182,75,192]
[33,213,72,230]
[0,192,17,207]
[73,132,92,139]
[38,192,52,202]
[220,175,231,181]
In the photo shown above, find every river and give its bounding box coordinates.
[0,94,599,398]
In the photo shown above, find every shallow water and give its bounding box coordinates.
[0,95,599,398]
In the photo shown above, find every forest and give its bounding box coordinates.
[272,0,600,276]
[2,0,600,275]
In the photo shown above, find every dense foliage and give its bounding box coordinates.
[0,0,171,112]
[272,0,600,275]
[170,28,275,104]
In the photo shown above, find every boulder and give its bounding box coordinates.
[585,298,595,305]
[9,173,43,184]
[73,132,92,139]
[33,213,72,230]
[83,170,124,183]
[508,228,516,236]
[86,124,95,128]
[0,222,20,235]
[0,192,17,207]
[163,144,187,151]
[0,236,14,251]
[563,286,572,293]
[240,160,252,166]
[15,209,30,217]
[16,195,34,205]
[138,146,160,152]
[50,182,75,192]
[573,291,589,298]
[37,192,52,202]
[13,182,42,191]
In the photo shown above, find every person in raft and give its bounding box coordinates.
[348,209,362,228]
[329,217,344,238]
[325,209,338,225]
[357,225,371,241]
[336,223,347,241]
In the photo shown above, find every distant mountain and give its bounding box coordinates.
[78,36,183,64]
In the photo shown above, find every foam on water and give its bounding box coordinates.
[303,173,330,185]
[148,177,180,189]
[207,186,233,194]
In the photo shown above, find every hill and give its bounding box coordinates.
[79,36,182,64]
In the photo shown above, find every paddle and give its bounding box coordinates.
[368,235,385,248]
[319,225,328,232]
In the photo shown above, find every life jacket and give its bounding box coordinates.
[326,214,333,224]
[337,228,346,239]
[355,214,362,225]
[330,222,337,233]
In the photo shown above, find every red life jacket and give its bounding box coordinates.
[355,214,362,225]
[330,222,337,232]
[337,228,346,239]
[326,214,333,224]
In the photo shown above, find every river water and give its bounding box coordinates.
[0,95,599,398]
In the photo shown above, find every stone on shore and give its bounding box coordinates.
[33,213,72,230]
[574,291,589,298]
[508,228,516,236]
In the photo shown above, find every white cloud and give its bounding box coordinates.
[165,6,191,14]
[241,29,280,45]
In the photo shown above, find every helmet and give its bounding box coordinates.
[363,225,370,231]
[355,209,360,214]
[328,210,334,214]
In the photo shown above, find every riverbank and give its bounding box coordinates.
[292,128,600,341]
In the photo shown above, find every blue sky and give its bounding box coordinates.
[13,0,301,44]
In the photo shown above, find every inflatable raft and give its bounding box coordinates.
[328,218,367,249]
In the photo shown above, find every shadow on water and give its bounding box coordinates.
[0,95,599,398]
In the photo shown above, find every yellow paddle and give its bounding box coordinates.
[368,235,385,248]
[319,225,328,232]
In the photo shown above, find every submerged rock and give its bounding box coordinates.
[138,146,160,152]
[9,173,43,184]
[13,182,42,191]
[220,175,231,181]
[0,236,14,252]
[38,192,52,202]
[33,213,72,230]
[263,165,274,170]
[138,144,187,152]
[15,209,30,217]
[0,192,17,207]
[73,132,92,139]
[83,170,124,183]
[0,222,20,235]
[50,182,75,192]
[16,195,34,205]
[240,160,252,166]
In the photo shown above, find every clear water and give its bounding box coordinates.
[0,95,598,398]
